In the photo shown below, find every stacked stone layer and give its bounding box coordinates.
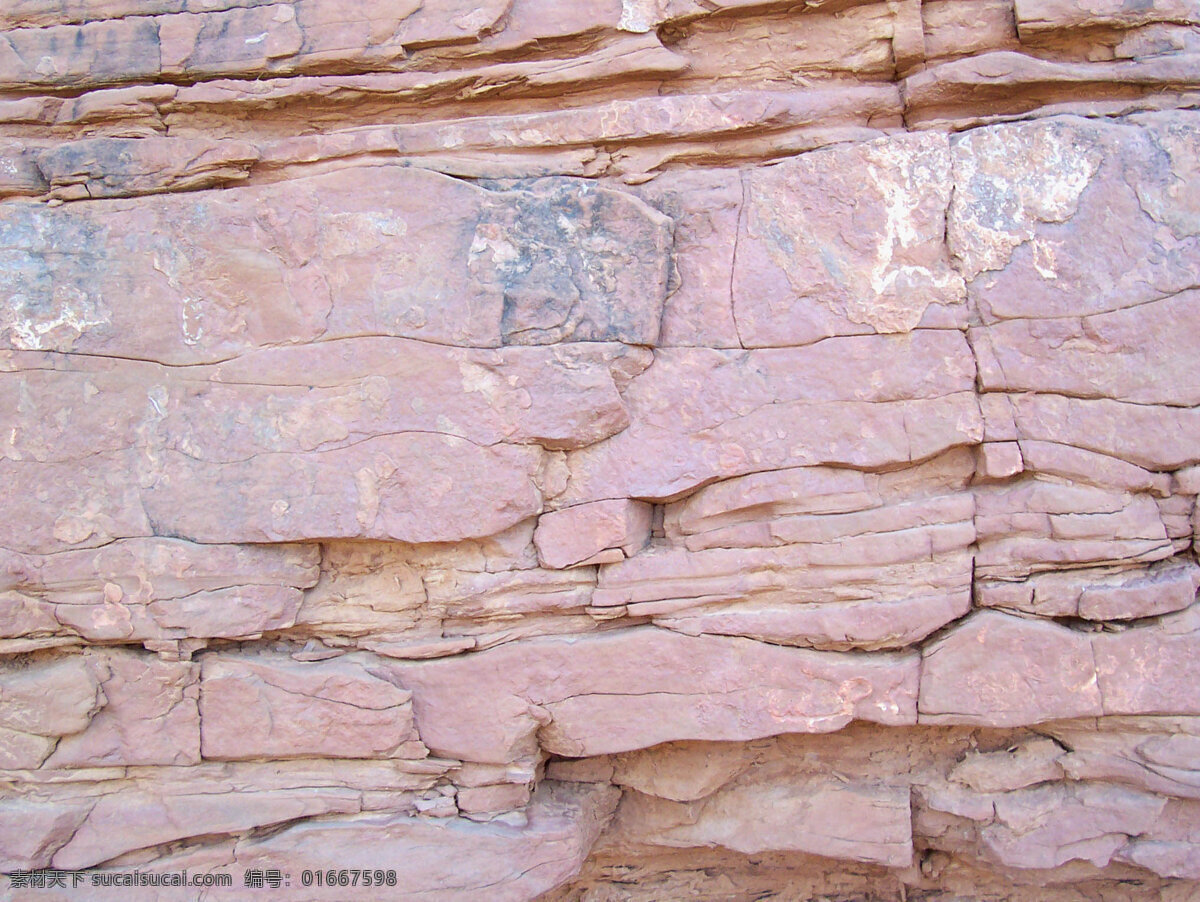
[1,0,1200,898]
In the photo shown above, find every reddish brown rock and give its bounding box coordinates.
[626,170,743,347]
[655,591,970,652]
[978,559,1200,621]
[924,606,1200,727]
[4,6,1200,898]
[148,435,545,547]
[1118,799,1200,879]
[428,564,596,621]
[734,132,964,346]
[1048,720,1200,801]
[0,141,46,198]
[1075,560,1199,621]
[591,453,976,650]
[391,85,902,162]
[2,339,635,458]
[665,464,884,539]
[36,136,260,200]
[0,337,655,551]
[982,783,1166,870]
[974,478,1173,579]
[669,2,898,83]
[0,0,511,90]
[1000,393,1200,473]
[0,166,671,363]
[976,442,1024,481]
[906,51,1200,125]
[949,737,1066,794]
[3,757,450,869]
[468,178,672,345]
[1017,440,1172,497]
[610,741,756,802]
[922,0,1020,61]
[0,799,90,871]
[53,786,363,871]
[0,538,317,645]
[458,783,533,817]
[951,114,1200,321]
[560,331,981,505]
[972,290,1200,406]
[0,434,545,553]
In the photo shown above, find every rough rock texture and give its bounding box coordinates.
[2,1,1200,899]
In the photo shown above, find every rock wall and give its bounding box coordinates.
[1,1,1199,899]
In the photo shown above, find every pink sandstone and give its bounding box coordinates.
[1,3,1199,899]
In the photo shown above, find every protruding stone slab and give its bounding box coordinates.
[0,435,544,554]
[655,591,970,652]
[389,627,919,763]
[0,538,318,646]
[982,783,1166,870]
[156,781,620,902]
[906,52,1200,125]
[919,611,1103,726]
[617,776,913,866]
[950,114,1200,321]
[923,606,1200,726]
[0,0,512,90]
[972,290,1200,407]
[1094,606,1200,716]
[0,800,90,871]
[535,499,652,569]
[560,332,981,505]
[0,656,102,768]
[46,649,200,767]
[0,337,656,551]
[36,136,260,200]
[200,653,426,760]
[1015,0,1200,35]
[2,758,448,871]
[974,478,1172,580]
[0,166,672,363]
[51,785,362,872]
[978,560,1200,621]
[995,393,1200,473]
[0,648,198,768]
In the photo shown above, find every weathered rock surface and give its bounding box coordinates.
[558,331,982,504]
[3,1,1200,899]
[734,132,965,345]
[151,781,621,902]
[0,167,670,361]
[388,627,919,763]
[199,653,425,760]
[534,498,652,569]
[0,538,318,649]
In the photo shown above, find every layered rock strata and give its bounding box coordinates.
[2,0,1200,898]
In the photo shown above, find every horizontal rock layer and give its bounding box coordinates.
[2,1,1199,900]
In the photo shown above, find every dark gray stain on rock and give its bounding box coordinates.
[471,178,674,346]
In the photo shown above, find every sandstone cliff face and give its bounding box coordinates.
[1,1,1199,899]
